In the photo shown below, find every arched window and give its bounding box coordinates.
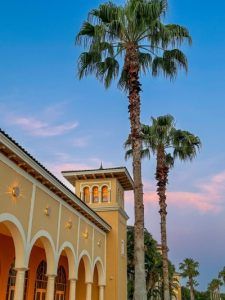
[6,261,17,300]
[92,186,99,203]
[102,185,109,202]
[6,260,28,300]
[34,261,47,300]
[83,187,90,203]
[55,266,67,300]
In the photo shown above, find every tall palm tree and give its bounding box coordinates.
[76,1,191,298]
[125,115,201,299]
[179,258,200,300]
[208,278,222,300]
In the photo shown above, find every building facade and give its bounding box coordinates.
[0,129,133,300]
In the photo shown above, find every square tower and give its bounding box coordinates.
[62,166,133,300]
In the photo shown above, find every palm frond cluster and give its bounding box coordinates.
[76,0,191,90]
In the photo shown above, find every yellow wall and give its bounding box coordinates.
[75,177,128,300]
[0,154,107,298]
[0,161,32,234]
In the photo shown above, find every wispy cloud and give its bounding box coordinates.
[72,136,90,148]
[126,171,225,213]
[8,116,78,137]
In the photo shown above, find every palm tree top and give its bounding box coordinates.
[179,258,200,279]
[125,114,201,165]
[76,0,192,88]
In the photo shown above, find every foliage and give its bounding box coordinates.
[76,0,191,89]
[127,226,177,299]
[125,114,201,164]
[182,286,225,300]
[219,266,225,286]
[179,258,199,286]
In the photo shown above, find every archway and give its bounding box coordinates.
[76,254,92,300]
[0,215,26,299]
[26,233,56,299]
[92,265,99,300]
[92,259,105,300]
[56,243,77,300]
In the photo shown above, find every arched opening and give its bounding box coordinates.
[6,260,17,300]
[76,259,86,299]
[26,234,55,299]
[6,259,28,300]
[0,217,26,299]
[76,255,92,300]
[92,265,99,300]
[55,265,67,300]
[92,186,99,203]
[34,260,47,299]
[83,187,90,203]
[101,186,109,203]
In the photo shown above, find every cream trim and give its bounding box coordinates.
[56,203,62,251]
[91,228,94,261]
[27,184,36,244]
[77,217,81,257]
[93,206,129,220]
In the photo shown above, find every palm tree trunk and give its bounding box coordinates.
[156,147,170,300]
[125,44,146,300]
[190,281,195,300]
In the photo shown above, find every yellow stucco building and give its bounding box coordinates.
[0,129,133,300]
[0,129,182,300]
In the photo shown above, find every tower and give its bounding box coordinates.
[62,166,133,299]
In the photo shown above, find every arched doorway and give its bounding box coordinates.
[6,259,28,300]
[34,260,47,300]
[6,260,16,300]
[55,266,67,300]
[76,254,92,300]
[76,259,86,299]
[0,216,26,299]
[92,265,99,300]
[26,234,55,300]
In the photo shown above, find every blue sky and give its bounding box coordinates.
[1,0,225,290]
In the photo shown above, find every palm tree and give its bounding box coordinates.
[219,267,225,290]
[179,258,200,300]
[126,115,201,299]
[76,1,191,298]
[208,278,222,300]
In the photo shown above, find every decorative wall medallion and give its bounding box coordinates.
[82,229,89,239]
[44,206,51,216]
[65,219,73,229]
[97,239,102,247]
[12,186,20,198]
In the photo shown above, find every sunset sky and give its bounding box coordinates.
[1,0,225,290]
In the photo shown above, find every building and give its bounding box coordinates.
[0,129,133,300]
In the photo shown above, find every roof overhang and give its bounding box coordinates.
[62,167,134,191]
[0,129,111,233]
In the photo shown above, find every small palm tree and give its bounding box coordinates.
[208,278,222,300]
[126,115,201,299]
[179,258,200,300]
[219,267,225,290]
[76,1,191,297]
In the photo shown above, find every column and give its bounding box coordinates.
[86,282,92,300]
[99,285,105,300]
[46,275,56,300]
[69,279,76,300]
[14,268,27,300]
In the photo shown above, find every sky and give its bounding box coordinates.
[1,0,225,291]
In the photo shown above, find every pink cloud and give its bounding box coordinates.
[9,116,78,137]
[125,172,225,213]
